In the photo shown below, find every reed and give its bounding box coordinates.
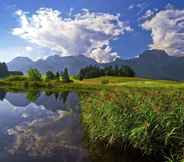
[81,87,184,162]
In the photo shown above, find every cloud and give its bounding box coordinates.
[165,3,175,10]
[128,4,134,10]
[142,9,184,56]
[128,3,144,10]
[140,9,158,20]
[25,46,33,52]
[128,2,149,16]
[12,8,132,63]
[89,46,119,63]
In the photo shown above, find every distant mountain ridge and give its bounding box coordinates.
[7,50,184,80]
[105,49,184,80]
[8,55,97,74]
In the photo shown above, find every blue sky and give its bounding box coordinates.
[0,0,184,63]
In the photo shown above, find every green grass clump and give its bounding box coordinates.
[81,88,184,162]
[101,79,109,85]
[5,75,28,81]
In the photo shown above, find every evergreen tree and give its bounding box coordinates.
[0,63,9,78]
[62,68,70,83]
[45,71,55,80]
[79,69,85,80]
[56,72,60,80]
[78,65,135,79]
[0,90,6,100]
[123,65,135,77]
[114,65,119,76]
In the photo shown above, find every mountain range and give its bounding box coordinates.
[7,49,184,81]
[7,55,96,75]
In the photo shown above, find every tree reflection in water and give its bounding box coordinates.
[0,90,90,162]
[26,90,41,102]
[0,89,6,100]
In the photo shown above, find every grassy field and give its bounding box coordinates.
[80,76,184,88]
[80,77,184,162]
[0,76,184,162]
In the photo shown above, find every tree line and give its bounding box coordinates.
[27,68,71,83]
[27,65,135,82]
[0,62,71,83]
[78,65,135,80]
[0,62,135,82]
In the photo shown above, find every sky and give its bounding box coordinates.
[0,0,184,63]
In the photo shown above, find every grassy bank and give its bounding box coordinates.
[0,78,102,92]
[81,85,184,162]
[1,75,184,90]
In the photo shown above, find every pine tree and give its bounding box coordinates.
[0,63,9,78]
[62,68,70,83]
[45,71,55,80]
[78,65,135,79]
[56,72,60,80]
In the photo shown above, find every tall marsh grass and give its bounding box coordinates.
[81,87,184,162]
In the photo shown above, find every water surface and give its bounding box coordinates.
[0,90,90,162]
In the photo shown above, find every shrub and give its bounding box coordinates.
[47,82,54,88]
[28,81,43,88]
[27,68,42,81]
[73,75,80,80]
[101,79,109,85]
[23,81,29,88]
[8,71,23,76]
[5,75,27,81]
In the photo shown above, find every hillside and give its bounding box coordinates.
[106,49,184,80]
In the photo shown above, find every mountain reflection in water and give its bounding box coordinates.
[0,90,90,162]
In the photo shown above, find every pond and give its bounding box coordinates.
[0,90,90,162]
[0,89,155,162]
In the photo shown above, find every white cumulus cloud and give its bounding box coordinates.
[12,8,132,63]
[89,46,119,63]
[142,9,184,56]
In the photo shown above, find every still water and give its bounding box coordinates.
[0,90,155,162]
[0,90,90,162]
